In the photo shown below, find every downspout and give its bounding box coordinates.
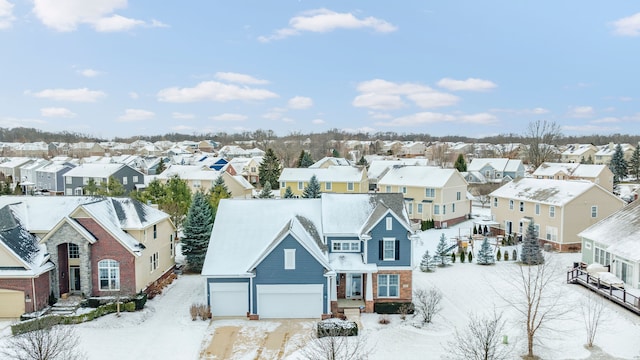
[31,277,37,312]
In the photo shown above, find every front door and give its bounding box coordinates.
[346,274,362,299]
[69,266,81,293]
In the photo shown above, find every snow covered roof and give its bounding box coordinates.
[0,157,33,169]
[157,165,220,180]
[64,163,127,178]
[489,178,600,206]
[329,253,377,273]
[310,157,352,168]
[367,159,431,180]
[467,158,509,172]
[561,144,595,155]
[579,200,640,262]
[278,166,365,182]
[533,162,608,178]
[377,165,459,188]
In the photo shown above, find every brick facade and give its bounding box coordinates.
[46,222,93,298]
[76,218,137,296]
[0,272,51,313]
[372,270,413,303]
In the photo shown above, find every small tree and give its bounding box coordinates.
[209,175,231,218]
[259,148,282,188]
[332,149,340,157]
[2,320,85,360]
[512,249,517,261]
[162,175,192,228]
[258,181,274,199]
[468,251,473,263]
[451,252,456,263]
[433,233,452,267]
[447,311,512,360]
[629,146,640,181]
[413,287,443,324]
[297,150,314,168]
[454,153,467,172]
[283,186,294,198]
[459,249,466,263]
[496,248,502,261]
[609,143,628,184]
[477,238,495,265]
[420,250,436,272]
[84,178,99,195]
[156,157,166,174]
[520,221,544,265]
[581,292,605,348]
[357,156,368,166]
[181,191,213,273]
[302,175,321,198]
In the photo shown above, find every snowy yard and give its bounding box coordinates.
[2,207,640,359]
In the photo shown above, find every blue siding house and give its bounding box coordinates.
[202,193,415,319]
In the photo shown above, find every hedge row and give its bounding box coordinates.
[12,301,137,335]
[373,302,415,314]
[317,319,358,337]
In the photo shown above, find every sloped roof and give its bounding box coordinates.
[377,165,459,188]
[579,200,640,262]
[278,166,365,182]
[533,162,607,178]
[64,163,126,178]
[467,158,509,172]
[310,157,352,168]
[489,178,604,206]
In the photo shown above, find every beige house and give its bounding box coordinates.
[156,165,254,198]
[490,178,625,252]
[532,162,615,192]
[594,143,635,165]
[278,166,368,197]
[560,144,597,164]
[377,166,470,227]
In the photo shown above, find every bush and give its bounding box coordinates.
[398,303,414,320]
[459,251,466,263]
[124,302,136,312]
[468,252,473,263]
[378,315,390,324]
[374,302,415,314]
[317,319,358,337]
[496,248,502,261]
[451,252,456,263]
[512,249,517,261]
[134,292,147,310]
[504,251,509,261]
[48,291,56,306]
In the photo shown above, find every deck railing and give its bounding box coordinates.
[567,267,640,315]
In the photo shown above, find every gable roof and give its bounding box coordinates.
[377,165,461,188]
[467,158,509,172]
[489,178,609,206]
[278,166,365,182]
[321,193,410,235]
[579,200,640,262]
[63,163,128,178]
[533,162,608,178]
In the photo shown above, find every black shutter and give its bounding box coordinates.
[395,240,400,260]
[378,240,383,260]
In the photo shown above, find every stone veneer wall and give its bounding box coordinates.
[45,222,92,298]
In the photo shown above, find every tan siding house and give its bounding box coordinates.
[490,178,625,251]
[532,163,614,192]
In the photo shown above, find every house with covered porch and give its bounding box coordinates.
[202,193,415,319]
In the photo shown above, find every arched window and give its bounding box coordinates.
[98,259,120,291]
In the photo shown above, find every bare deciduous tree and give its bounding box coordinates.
[299,323,370,360]
[413,287,443,324]
[2,323,85,360]
[498,255,566,359]
[525,120,563,168]
[447,311,513,360]
[469,183,500,208]
[581,293,606,348]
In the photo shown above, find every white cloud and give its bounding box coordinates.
[376,112,456,127]
[0,116,46,127]
[282,117,295,123]
[129,92,139,99]
[117,108,155,122]
[172,112,194,120]
[612,12,640,36]
[157,81,278,103]
[353,79,459,110]
[288,96,313,109]
[489,107,549,115]
[210,113,247,122]
[214,72,269,85]
[78,68,101,77]
[259,8,397,42]
[32,0,162,32]
[311,119,325,125]
[27,88,106,102]
[563,124,621,133]
[368,111,392,119]
[171,125,195,132]
[436,78,497,92]
[150,19,168,28]
[262,111,284,120]
[40,107,76,118]
[591,117,620,124]
[0,0,16,29]
[568,106,595,118]
[531,107,549,114]
[458,113,498,124]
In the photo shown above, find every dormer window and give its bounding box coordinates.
[332,240,361,252]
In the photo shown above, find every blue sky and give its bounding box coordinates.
[1,1,639,140]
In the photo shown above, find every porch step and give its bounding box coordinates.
[343,308,361,321]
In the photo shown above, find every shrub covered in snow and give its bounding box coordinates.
[316,318,358,337]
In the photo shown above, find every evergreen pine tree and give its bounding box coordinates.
[496,248,502,261]
[454,154,467,172]
[520,221,544,265]
[297,150,314,168]
[451,252,456,263]
[420,250,435,272]
[181,191,213,273]
[512,249,517,261]
[283,186,294,198]
[459,250,465,263]
[84,178,99,195]
[610,143,628,184]
[209,175,232,218]
[259,148,281,188]
[156,157,166,174]
[433,233,452,267]
[357,156,368,166]
[332,149,340,157]
[629,146,640,181]
[302,175,321,198]
[477,237,495,265]
[258,181,274,198]
[467,251,473,263]
[106,176,125,196]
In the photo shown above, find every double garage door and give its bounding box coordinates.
[0,289,25,318]
[208,282,323,318]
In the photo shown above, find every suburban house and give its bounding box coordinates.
[489,178,626,251]
[201,193,415,319]
[278,166,368,197]
[155,164,254,198]
[0,196,176,318]
[579,200,640,289]
[35,162,76,195]
[367,159,430,191]
[376,165,470,227]
[227,156,263,185]
[466,158,525,184]
[0,157,34,185]
[560,144,597,163]
[532,162,614,192]
[594,143,636,166]
[309,157,352,168]
[63,163,145,195]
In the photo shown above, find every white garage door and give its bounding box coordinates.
[0,289,25,318]
[209,282,248,317]
[257,284,323,319]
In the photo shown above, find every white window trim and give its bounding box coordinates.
[377,274,399,298]
[347,182,354,191]
[297,181,304,190]
[509,200,514,210]
[284,249,296,269]
[332,240,361,252]
[584,242,592,250]
[549,206,555,218]
[98,259,120,291]
[383,238,395,261]
[325,182,332,191]
[385,217,392,230]
[591,206,598,218]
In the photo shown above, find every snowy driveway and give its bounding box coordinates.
[75,274,210,360]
